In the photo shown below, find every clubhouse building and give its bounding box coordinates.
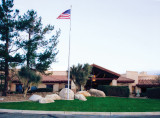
[8,64,160,95]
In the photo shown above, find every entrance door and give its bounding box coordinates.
[16,84,22,93]
[132,86,136,94]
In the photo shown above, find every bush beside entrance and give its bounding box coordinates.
[28,88,53,93]
[98,85,129,97]
[147,87,160,99]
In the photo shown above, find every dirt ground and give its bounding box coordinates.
[0,92,54,102]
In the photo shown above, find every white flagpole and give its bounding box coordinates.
[67,5,72,100]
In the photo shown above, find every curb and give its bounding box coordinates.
[111,112,160,116]
[0,109,160,116]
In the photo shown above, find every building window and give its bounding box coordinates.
[31,86,37,91]
[65,84,71,89]
[16,84,22,93]
[46,85,53,89]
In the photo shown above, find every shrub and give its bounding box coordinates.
[140,92,147,97]
[28,88,53,93]
[7,91,23,94]
[0,84,4,92]
[98,85,129,97]
[146,87,160,99]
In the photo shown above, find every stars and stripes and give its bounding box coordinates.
[57,9,71,19]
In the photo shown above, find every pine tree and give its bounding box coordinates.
[0,0,23,96]
[16,10,60,97]
[16,10,60,73]
[0,1,59,96]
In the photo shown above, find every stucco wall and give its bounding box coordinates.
[38,83,46,88]
[53,83,59,92]
[10,83,16,91]
[111,79,117,86]
[59,83,65,90]
[126,71,138,85]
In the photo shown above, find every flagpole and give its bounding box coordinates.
[67,5,72,100]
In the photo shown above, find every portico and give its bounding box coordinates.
[85,64,120,89]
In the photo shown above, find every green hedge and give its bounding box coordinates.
[98,85,129,97]
[28,88,53,93]
[0,85,4,92]
[7,91,23,94]
[146,87,160,99]
[140,92,147,97]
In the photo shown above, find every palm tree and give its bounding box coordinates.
[18,67,42,97]
[70,63,92,91]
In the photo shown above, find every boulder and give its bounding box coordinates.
[39,97,54,104]
[0,98,4,101]
[45,94,61,100]
[77,91,91,97]
[75,94,80,99]
[75,94,87,101]
[29,94,43,101]
[88,89,106,97]
[59,88,74,100]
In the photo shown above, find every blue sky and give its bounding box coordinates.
[13,0,160,74]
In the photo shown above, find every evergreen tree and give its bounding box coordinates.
[16,10,60,96]
[16,10,60,73]
[0,0,23,96]
[0,1,59,96]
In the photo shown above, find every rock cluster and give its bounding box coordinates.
[29,88,106,103]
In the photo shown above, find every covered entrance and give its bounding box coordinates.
[85,64,120,90]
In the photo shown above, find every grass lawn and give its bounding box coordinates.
[0,97,160,112]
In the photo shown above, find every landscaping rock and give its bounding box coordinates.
[39,97,54,104]
[45,94,61,100]
[75,94,80,99]
[59,88,74,100]
[29,94,43,101]
[75,94,87,101]
[77,91,91,97]
[0,98,4,100]
[88,89,106,97]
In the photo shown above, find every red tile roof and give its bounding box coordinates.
[11,74,68,83]
[137,79,160,87]
[117,77,135,83]
[41,75,68,83]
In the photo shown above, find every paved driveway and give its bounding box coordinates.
[0,112,160,118]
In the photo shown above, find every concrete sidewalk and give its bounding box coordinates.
[0,109,160,116]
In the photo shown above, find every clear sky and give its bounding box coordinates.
[12,0,160,74]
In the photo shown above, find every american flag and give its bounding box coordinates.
[57,9,71,19]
